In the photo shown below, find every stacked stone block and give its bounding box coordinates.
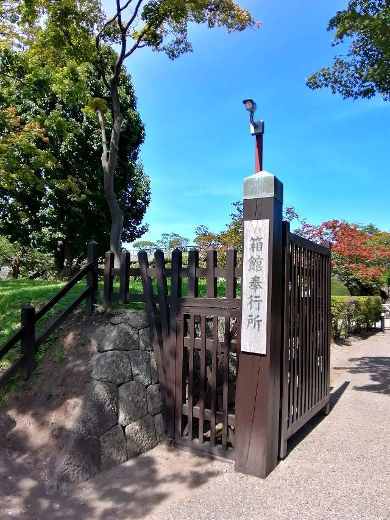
[56,310,165,484]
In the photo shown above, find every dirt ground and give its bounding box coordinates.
[0,322,387,519]
[0,309,108,514]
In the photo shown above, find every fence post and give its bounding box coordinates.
[119,250,130,305]
[87,240,98,315]
[235,171,284,478]
[103,251,115,308]
[21,304,36,381]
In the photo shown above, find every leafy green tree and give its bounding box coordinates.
[193,225,221,250]
[0,44,150,277]
[307,0,390,100]
[156,233,189,252]
[0,236,52,279]
[168,235,190,251]
[133,240,156,252]
[10,0,255,264]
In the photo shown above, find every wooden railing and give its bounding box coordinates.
[0,241,98,390]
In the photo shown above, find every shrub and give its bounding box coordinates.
[331,296,382,339]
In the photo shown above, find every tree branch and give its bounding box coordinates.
[116,0,125,32]
[124,26,148,59]
[125,0,145,32]
[95,0,133,45]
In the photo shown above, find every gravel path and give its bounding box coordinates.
[2,331,389,519]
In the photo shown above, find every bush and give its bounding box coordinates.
[331,296,382,339]
[331,277,350,296]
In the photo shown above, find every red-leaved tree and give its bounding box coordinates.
[297,219,390,295]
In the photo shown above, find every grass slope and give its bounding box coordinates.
[0,279,86,371]
[331,277,351,296]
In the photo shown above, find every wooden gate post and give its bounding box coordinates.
[235,171,284,478]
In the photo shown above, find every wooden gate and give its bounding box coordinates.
[279,224,331,458]
[139,248,241,461]
[101,225,331,468]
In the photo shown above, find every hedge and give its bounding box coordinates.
[331,296,382,339]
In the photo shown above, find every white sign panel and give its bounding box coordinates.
[241,219,270,355]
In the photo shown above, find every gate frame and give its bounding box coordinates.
[98,172,332,479]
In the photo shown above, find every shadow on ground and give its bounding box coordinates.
[333,330,380,348]
[347,356,390,395]
[0,441,219,520]
[285,381,350,457]
[0,309,221,519]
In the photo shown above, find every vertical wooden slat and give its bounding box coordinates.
[311,251,316,408]
[311,249,316,410]
[188,314,195,442]
[317,254,321,402]
[198,315,206,443]
[175,314,185,441]
[207,250,217,298]
[313,252,319,406]
[222,316,229,450]
[103,251,114,308]
[323,254,328,397]
[188,249,199,298]
[210,315,218,447]
[279,222,290,458]
[324,247,331,402]
[154,250,170,347]
[138,251,167,411]
[293,245,298,423]
[304,247,309,414]
[288,243,294,427]
[320,254,325,399]
[300,247,305,415]
[298,246,303,419]
[119,250,130,305]
[226,248,237,299]
[316,253,320,404]
[168,249,182,439]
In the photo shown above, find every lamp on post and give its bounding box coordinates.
[243,98,265,173]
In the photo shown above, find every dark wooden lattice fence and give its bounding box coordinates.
[279,225,331,458]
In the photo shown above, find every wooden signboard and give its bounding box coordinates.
[241,219,270,355]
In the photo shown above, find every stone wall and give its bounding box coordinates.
[55,310,165,485]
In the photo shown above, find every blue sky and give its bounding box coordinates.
[104,0,390,245]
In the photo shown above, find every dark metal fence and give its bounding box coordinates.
[279,225,331,458]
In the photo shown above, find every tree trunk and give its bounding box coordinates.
[54,240,73,279]
[11,258,20,279]
[98,78,124,267]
